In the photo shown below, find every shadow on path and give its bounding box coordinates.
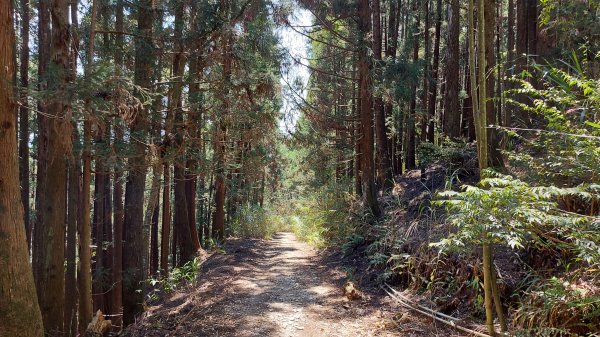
[125,232,450,337]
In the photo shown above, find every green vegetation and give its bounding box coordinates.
[146,258,202,302]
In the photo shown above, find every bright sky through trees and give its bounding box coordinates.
[277,3,311,134]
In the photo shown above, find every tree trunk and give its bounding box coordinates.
[515,0,532,127]
[19,0,31,249]
[65,2,80,334]
[174,162,195,262]
[110,0,124,328]
[386,0,402,175]
[485,0,503,168]
[111,125,124,329]
[213,0,231,240]
[526,0,538,62]
[372,0,392,189]
[352,62,362,195]
[65,156,79,336]
[103,139,113,313]
[161,163,171,275]
[469,0,481,171]
[0,2,44,333]
[145,163,163,272]
[33,0,51,284]
[93,150,106,313]
[443,0,461,139]
[357,0,380,216]
[406,0,419,170]
[504,0,515,128]
[123,0,153,324]
[482,243,496,336]
[420,0,431,142]
[171,215,178,267]
[463,63,476,141]
[426,0,442,143]
[187,0,203,249]
[476,1,495,335]
[170,0,196,263]
[150,191,160,276]
[37,0,72,333]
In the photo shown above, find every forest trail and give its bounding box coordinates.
[127,232,454,336]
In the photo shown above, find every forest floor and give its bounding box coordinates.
[125,232,460,337]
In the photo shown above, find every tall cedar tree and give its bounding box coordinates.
[36,0,72,333]
[426,0,442,142]
[78,1,97,333]
[213,0,232,241]
[0,0,44,334]
[372,0,392,188]
[171,0,197,263]
[357,0,380,216]
[406,0,419,170]
[19,0,31,248]
[123,0,153,324]
[443,0,461,139]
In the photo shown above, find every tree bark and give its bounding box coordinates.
[213,0,232,240]
[150,191,160,276]
[0,2,44,334]
[123,0,153,324]
[110,0,124,328]
[37,0,72,333]
[443,0,461,139]
[420,0,431,142]
[161,163,171,275]
[485,0,503,168]
[386,0,402,175]
[357,0,380,216]
[187,54,203,250]
[406,0,419,170]
[19,0,31,249]
[476,1,495,335]
[174,161,195,262]
[145,162,163,272]
[111,124,124,329]
[372,0,392,189]
[103,137,113,313]
[515,0,534,127]
[65,1,80,333]
[504,0,515,128]
[33,0,51,284]
[93,148,106,313]
[352,62,362,195]
[78,0,97,332]
[170,0,196,263]
[426,0,442,143]
[65,155,79,337]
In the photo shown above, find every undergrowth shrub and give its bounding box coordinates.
[418,140,477,173]
[433,171,594,252]
[513,275,600,336]
[275,180,362,248]
[228,204,288,238]
[145,257,202,303]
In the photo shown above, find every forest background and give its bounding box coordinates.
[0,0,599,336]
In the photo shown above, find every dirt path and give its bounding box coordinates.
[126,233,456,337]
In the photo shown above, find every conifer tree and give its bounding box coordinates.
[0,1,44,334]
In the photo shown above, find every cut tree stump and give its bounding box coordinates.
[85,310,112,337]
